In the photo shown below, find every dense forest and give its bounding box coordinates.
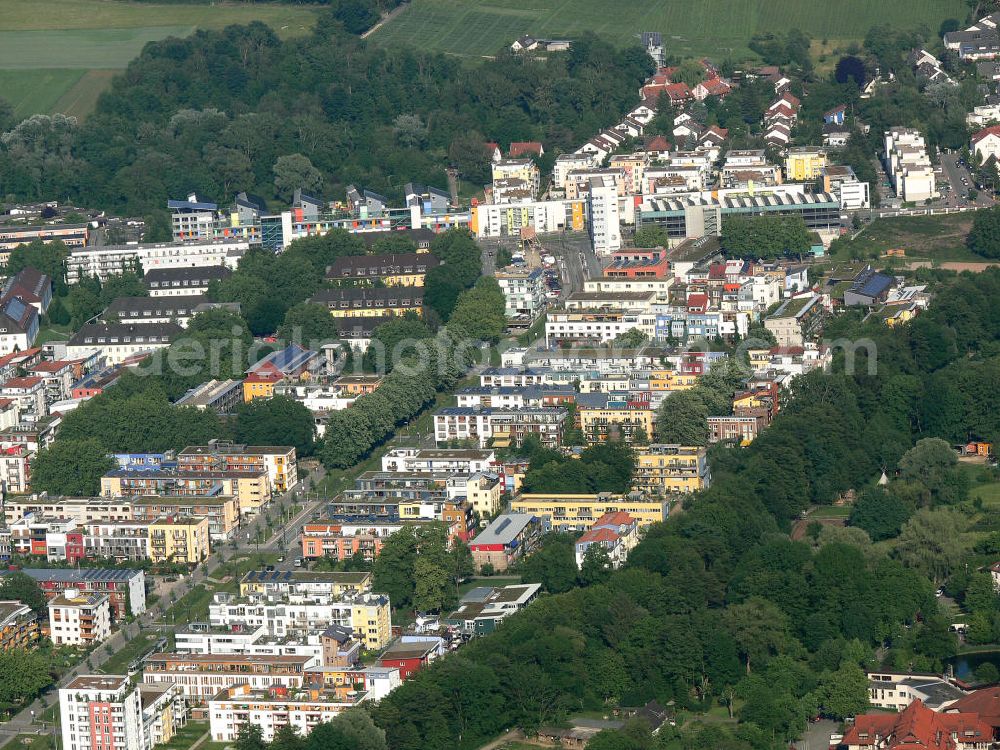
[0,18,652,217]
[359,268,1000,750]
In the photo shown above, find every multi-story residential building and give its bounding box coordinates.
[310,287,423,319]
[143,653,314,704]
[66,322,182,366]
[102,466,271,516]
[49,589,111,645]
[4,496,134,526]
[325,253,438,287]
[84,521,152,562]
[586,174,622,254]
[130,496,239,541]
[0,444,32,494]
[148,516,210,564]
[179,441,297,494]
[632,444,711,495]
[380,448,496,475]
[209,592,392,651]
[883,128,937,202]
[866,671,966,712]
[208,684,367,742]
[491,159,541,198]
[468,513,541,572]
[496,267,547,321]
[66,241,245,284]
[577,396,655,444]
[14,567,145,617]
[511,492,670,531]
[764,294,824,347]
[784,147,827,181]
[0,297,39,356]
[60,676,145,750]
[0,600,39,650]
[707,414,767,444]
[144,266,232,297]
[27,360,74,404]
[102,295,221,328]
[603,249,670,279]
[433,406,566,448]
[545,309,657,347]
[300,521,408,562]
[573,512,639,569]
[238,570,372,599]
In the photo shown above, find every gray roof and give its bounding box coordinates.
[471,513,537,546]
[16,567,143,583]
[68,322,183,347]
[144,266,231,287]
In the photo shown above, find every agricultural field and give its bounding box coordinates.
[369,0,967,60]
[0,0,321,120]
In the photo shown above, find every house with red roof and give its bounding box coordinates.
[686,293,709,313]
[574,512,639,569]
[692,78,732,101]
[508,142,544,159]
[972,125,1000,164]
[643,135,671,156]
[1,375,45,417]
[947,687,1000,740]
[642,81,692,104]
[842,699,991,750]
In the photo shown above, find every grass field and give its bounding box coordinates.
[828,213,981,262]
[0,0,320,119]
[370,0,967,59]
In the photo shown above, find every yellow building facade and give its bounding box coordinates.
[578,404,655,444]
[351,598,392,650]
[511,493,668,531]
[785,148,827,181]
[632,445,710,495]
[148,516,211,563]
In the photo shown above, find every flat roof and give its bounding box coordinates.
[65,675,129,691]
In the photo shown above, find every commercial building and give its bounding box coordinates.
[208,684,367,742]
[511,492,669,531]
[468,513,541,572]
[16,567,145,618]
[48,589,112,646]
[632,444,711,495]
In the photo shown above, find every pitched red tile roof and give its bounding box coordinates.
[1,376,42,390]
[973,125,1000,144]
[687,293,709,309]
[843,699,991,750]
[947,686,1000,730]
[577,527,621,544]
[509,141,543,158]
[644,135,671,152]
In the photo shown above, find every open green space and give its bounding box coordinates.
[0,0,320,118]
[370,0,966,59]
[829,213,981,263]
[158,721,209,750]
[0,70,84,119]
[806,505,851,519]
[98,631,161,675]
[11,736,54,750]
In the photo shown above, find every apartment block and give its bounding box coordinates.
[143,653,313,704]
[15,567,145,618]
[178,441,297,494]
[209,684,367,742]
[49,589,112,646]
[148,516,211,564]
[433,406,566,448]
[0,600,39,650]
[883,128,937,202]
[238,570,372,599]
[511,492,669,531]
[129,495,239,541]
[632,444,711,495]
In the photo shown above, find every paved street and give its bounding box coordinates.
[793,719,839,750]
[0,464,329,747]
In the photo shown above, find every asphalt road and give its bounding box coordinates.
[0,465,329,746]
[793,719,839,750]
[938,153,996,209]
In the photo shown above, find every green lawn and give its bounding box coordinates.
[830,213,980,263]
[370,0,965,59]
[11,736,54,750]
[0,0,320,118]
[35,322,73,347]
[158,721,209,750]
[0,69,84,118]
[98,630,161,675]
[807,505,851,519]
